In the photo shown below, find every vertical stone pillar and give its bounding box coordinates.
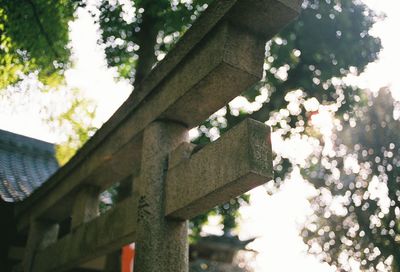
[23,220,59,272]
[134,121,189,272]
[71,185,100,231]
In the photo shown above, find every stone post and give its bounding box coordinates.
[134,121,189,272]
[23,220,59,272]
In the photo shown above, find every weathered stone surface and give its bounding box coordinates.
[15,134,143,232]
[71,185,100,231]
[160,23,265,126]
[23,220,59,272]
[166,119,272,220]
[227,0,301,39]
[15,0,301,233]
[31,197,137,272]
[134,121,189,272]
[169,142,197,170]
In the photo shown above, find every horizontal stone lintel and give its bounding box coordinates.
[32,197,137,272]
[165,118,273,220]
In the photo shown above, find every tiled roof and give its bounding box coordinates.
[195,235,255,249]
[0,129,59,202]
[189,235,255,272]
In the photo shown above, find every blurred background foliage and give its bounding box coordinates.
[0,0,77,88]
[1,0,397,270]
[302,89,400,271]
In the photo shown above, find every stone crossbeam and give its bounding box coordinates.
[166,119,272,219]
[15,0,300,232]
[31,197,137,272]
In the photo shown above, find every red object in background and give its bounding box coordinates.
[121,244,135,272]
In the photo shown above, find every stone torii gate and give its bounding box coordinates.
[14,0,301,271]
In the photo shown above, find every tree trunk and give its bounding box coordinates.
[133,9,158,89]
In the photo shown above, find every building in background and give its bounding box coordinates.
[0,129,59,271]
[189,235,255,272]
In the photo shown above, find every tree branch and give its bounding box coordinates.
[26,0,60,59]
[133,9,158,89]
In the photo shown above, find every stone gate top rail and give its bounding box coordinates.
[15,0,301,231]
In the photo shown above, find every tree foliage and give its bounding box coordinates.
[0,0,78,88]
[97,0,211,85]
[303,89,400,271]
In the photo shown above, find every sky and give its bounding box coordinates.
[1,1,400,271]
[344,0,400,100]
